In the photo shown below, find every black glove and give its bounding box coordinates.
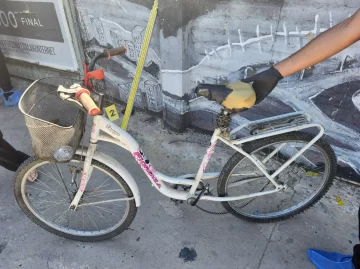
[241,66,283,104]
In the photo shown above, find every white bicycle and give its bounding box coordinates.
[15,65,336,242]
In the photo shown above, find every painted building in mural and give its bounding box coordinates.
[74,0,360,181]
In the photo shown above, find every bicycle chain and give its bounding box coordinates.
[195,204,229,215]
[194,175,266,215]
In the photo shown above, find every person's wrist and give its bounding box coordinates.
[271,65,284,80]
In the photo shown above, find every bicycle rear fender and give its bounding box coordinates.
[76,148,141,207]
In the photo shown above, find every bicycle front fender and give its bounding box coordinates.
[76,148,141,207]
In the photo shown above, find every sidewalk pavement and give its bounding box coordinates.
[0,78,359,269]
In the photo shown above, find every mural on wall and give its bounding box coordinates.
[74,0,360,181]
[76,0,163,112]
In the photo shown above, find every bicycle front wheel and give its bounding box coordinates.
[14,155,137,242]
[217,132,336,222]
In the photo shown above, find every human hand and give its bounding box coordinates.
[241,66,283,104]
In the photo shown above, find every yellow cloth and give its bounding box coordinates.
[222,81,256,110]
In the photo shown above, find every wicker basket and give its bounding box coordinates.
[19,78,86,160]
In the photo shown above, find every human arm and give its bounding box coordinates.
[243,9,360,104]
[275,9,360,77]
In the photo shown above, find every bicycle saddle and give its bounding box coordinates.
[195,81,256,111]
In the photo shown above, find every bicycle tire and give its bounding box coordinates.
[217,131,337,223]
[14,155,137,242]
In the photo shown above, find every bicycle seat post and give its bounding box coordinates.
[216,109,231,138]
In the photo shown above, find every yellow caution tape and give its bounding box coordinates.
[121,0,158,130]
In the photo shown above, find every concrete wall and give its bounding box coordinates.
[74,0,360,181]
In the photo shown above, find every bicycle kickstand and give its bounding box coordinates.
[187,184,210,206]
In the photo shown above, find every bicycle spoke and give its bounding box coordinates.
[21,158,132,238]
[93,204,119,217]
[91,207,113,227]
[36,202,67,213]
[85,210,98,230]
[26,184,68,201]
[49,208,69,223]
[86,177,112,198]
[82,207,85,231]
[29,197,68,204]
[83,190,124,200]
[50,163,63,181]
[33,177,52,191]
[79,198,132,207]
[49,164,67,186]
[84,172,103,187]
[225,139,331,219]
[39,166,67,191]
[53,163,73,201]
[27,184,57,194]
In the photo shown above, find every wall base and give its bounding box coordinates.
[6,57,81,83]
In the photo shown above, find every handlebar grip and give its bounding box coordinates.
[104,46,126,59]
[75,89,101,116]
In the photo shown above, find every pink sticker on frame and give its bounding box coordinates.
[133,149,161,188]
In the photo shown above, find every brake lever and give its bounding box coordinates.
[57,84,103,114]
[57,85,88,113]
[62,96,88,114]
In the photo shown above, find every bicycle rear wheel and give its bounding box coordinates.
[217,132,336,222]
[14,155,137,241]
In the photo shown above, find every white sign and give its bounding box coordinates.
[0,0,79,71]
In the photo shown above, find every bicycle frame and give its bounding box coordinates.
[69,111,325,209]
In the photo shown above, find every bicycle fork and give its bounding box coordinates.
[69,117,101,210]
[69,144,95,210]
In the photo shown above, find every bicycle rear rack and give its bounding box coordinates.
[230,111,311,139]
[248,113,310,135]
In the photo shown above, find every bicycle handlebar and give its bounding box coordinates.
[75,89,101,116]
[104,46,127,59]
[87,46,127,71]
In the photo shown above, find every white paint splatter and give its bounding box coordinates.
[352,90,360,112]
[161,14,330,75]
[99,18,131,34]
[107,0,128,13]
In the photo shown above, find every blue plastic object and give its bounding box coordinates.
[307,249,354,269]
[0,90,24,107]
